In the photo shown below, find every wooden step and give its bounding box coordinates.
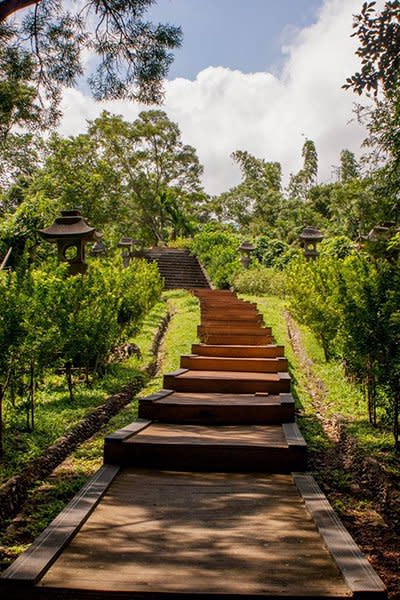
[201,309,261,320]
[180,354,288,373]
[138,390,295,424]
[200,333,275,345]
[200,318,264,329]
[198,324,271,336]
[163,368,291,394]
[192,343,285,358]
[104,421,306,472]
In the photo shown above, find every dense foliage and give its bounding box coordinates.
[285,254,400,449]
[190,227,241,289]
[0,257,162,454]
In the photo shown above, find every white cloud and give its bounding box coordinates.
[59,0,372,195]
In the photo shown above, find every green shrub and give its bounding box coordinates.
[232,266,285,296]
[191,228,241,288]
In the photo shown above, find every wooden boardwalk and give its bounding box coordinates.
[1,290,387,599]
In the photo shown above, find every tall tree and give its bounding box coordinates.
[340,149,360,182]
[287,139,318,200]
[212,150,283,232]
[35,110,205,243]
[0,1,182,134]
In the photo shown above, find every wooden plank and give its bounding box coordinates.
[1,465,120,584]
[198,325,272,336]
[34,470,353,597]
[138,391,295,424]
[104,419,152,443]
[199,334,275,346]
[294,474,387,598]
[192,343,285,358]
[180,355,288,373]
[116,423,307,472]
[163,370,291,394]
[282,422,307,448]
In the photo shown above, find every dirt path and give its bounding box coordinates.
[285,310,400,600]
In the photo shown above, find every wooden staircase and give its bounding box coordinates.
[144,247,210,289]
[1,290,387,599]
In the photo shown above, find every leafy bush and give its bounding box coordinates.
[285,253,400,448]
[232,266,285,296]
[191,228,241,288]
[0,257,162,443]
[319,235,356,259]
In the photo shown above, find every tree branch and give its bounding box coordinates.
[0,0,40,22]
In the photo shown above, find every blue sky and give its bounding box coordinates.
[148,0,325,79]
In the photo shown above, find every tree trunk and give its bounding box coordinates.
[394,391,400,452]
[65,362,75,403]
[29,360,35,431]
[0,384,3,459]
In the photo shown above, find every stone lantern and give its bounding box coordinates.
[239,241,255,269]
[299,226,324,261]
[362,224,398,260]
[39,209,99,275]
[118,237,134,267]
[90,237,107,257]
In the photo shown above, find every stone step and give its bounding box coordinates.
[163,368,291,394]
[180,354,288,373]
[104,421,306,472]
[192,343,285,358]
[145,248,210,290]
[138,390,295,424]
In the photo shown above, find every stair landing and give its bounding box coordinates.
[16,469,384,599]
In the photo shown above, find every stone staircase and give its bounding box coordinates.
[144,247,210,289]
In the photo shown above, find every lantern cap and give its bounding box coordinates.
[239,240,255,252]
[118,237,134,248]
[299,226,324,241]
[90,238,107,256]
[39,209,97,241]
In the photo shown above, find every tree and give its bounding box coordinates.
[340,149,360,182]
[344,2,400,220]
[33,110,205,243]
[344,1,400,97]
[287,139,318,200]
[0,1,182,134]
[211,151,283,232]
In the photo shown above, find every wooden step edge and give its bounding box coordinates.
[0,464,120,585]
[282,422,307,449]
[105,419,152,444]
[163,367,189,378]
[280,392,295,405]
[293,473,387,598]
[138,389,174,406]
[198,326,272,336]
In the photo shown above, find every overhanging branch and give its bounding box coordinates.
[0,0,40,22]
